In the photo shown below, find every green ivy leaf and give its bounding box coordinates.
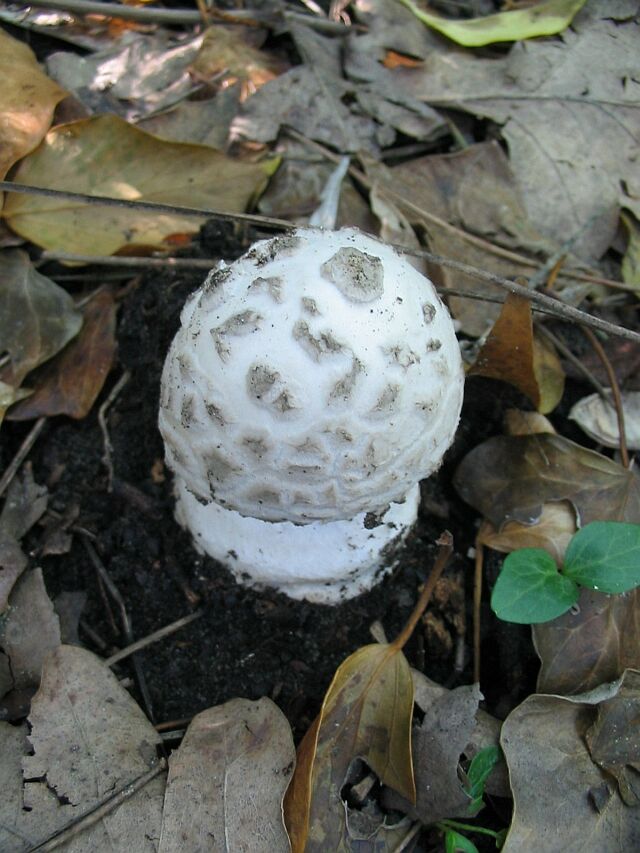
[491,548,579,624]
[563,521,640,594]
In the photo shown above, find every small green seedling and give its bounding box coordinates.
[438,745,506,852]
[491,521,640,624]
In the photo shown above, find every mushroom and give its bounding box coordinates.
[158,227,463,603]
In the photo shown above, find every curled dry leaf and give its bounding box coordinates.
[0,29,66,179]
[569,390,640,451]
[501,671,640,852]
[0,250,83,387]
[3,114,277,256]
[284,643,415,852]
[159,698,295,852]
[7,288,117,421]
[0,568,60,698]
[533,587,640,695]
[454,433,640,528]
[478,501,577,566]
[0,381,30,425]
[468,293,565,413]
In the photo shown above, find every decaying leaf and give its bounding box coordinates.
[21,645,164,850]
[0,29,66,179]
[7,288,117,421]
[284,643,415,852]
[504,409,556,437]
[398,0,586,47]
[479,501,577,566]
[0,380,30,424]
[533,588,640,695]
[0,465,48,612]
[159,698,294,852]
[0,721,30,851]
[3,114,277,256]
[391,2,640,261]
[45,32,203,121]
[454,433,640,528]
[501,672,640,852]
[0,568,60,698]
[468,293,564,413]
[0,250,83,387]
[585,669,640,806]
[569,390,640,451]
[190,25,285,94]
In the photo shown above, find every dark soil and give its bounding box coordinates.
[0,222,544,738]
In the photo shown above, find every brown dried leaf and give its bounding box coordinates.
[585,669,640,806]
[8,289,117,421]
[533,588,640,695]
[0,29,66,179]
[569,390,640,451]
[158,698,294,852]
[190,25,286,94]
[468,293,564,413]
[501,677,640,852]
[3,114,277,256]
[0,465,48,612]
[454,433,640,529]
[479,501,577,566]
[284,643,415,852]
[0,250,83,386]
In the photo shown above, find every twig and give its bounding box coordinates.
[0,181,291,231]
[473,538,484,685]
[3,182,638,341]
[105,610,203,667]
[581,327,630,469]
[0,417,46,499]
[392,532,454,651]
[80,533,156,722]
[391,821,422,853]
[41,251,218,269]
[98,371,130,492]
[27,759,167,852]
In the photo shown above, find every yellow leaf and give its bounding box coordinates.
[398,0,587,48]
[621,211,640,290]
[0,381,30,426]
[533,331,565,414]
[3,114,277,256]
[0,30,66,180]
[284,643,415,852]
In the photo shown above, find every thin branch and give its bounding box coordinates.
[41,251,217,269]
[0,417,47,499]
[392,532,453,651]
[105,610,203,667]
[98,370,131,492]
[0,180,291,231]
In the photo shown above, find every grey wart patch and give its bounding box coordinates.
[329,358,362,403]
[204,448,237,486]
[249,275,283,302]
[293,320,345,361]
[369,383,401,417]
[301,297,321,316]
[320,247,384,303]
[422,302,436,324]
[246,234,301,267]
[210,311,262,361]
[247,364,298,414]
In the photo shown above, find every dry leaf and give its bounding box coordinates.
[0,721,30,851]
[0,465,48,612]
[0,381,30,424]
[504,409,556,436]
[533,587,640,695]
[621,211,640,289]
[190,25,285,95]
[453,433,640,528]
[137,85,241,149]
[0,250,83,386]
[3,114,277,256]
[8,289,117,420]
[22,645,164,850]
[284,643,415,852]
[158,698,295,852]
[468,292,565,412]
[569,390,640,451]
[0,29,66,179]
[479,501,577,566]
[501,675,640,852]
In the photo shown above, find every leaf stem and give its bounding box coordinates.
[391,532,453,651]
[438,819,502,840]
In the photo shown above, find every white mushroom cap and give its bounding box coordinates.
[159,227,464,601]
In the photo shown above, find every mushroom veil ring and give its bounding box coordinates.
[159,227,464,603]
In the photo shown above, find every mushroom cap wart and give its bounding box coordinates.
[159,227,464,527]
